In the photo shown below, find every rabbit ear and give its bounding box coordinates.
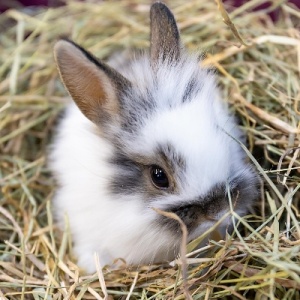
[54,39,131,124]
[150,2,181,63]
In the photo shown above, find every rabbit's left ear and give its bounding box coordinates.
[150,2,181,63]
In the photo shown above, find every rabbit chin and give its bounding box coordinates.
[73,227,181,274]
[71,222,205,274]
[72,210,238,274]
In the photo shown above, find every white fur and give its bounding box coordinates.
[50,9,257,273]
[49,53,251,273]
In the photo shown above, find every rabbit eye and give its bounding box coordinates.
[150,165,169,189]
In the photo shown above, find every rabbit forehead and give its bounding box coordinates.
[118,53,213,117]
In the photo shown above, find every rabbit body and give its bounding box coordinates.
[50,3,259,273]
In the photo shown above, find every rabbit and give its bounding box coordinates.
[50,2,259,274]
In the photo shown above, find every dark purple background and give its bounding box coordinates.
[1,1,300,21]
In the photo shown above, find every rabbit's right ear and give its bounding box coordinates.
[54,40,131,125]
[150,2,181,64]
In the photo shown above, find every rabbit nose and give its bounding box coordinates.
[169,202,229,230]
[168,204,205,231]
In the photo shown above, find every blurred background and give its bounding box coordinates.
[1,0,300,22]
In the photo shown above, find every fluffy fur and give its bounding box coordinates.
[50,2,259,273]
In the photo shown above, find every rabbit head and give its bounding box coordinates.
[51,2,259,273]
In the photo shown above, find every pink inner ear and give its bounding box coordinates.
[54,41,119,124]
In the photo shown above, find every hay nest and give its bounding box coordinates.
[1,0,300,299]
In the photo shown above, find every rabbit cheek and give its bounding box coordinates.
[108,153,145,196]
[230,167,260,212]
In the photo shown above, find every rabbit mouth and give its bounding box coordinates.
[158,203,230,234]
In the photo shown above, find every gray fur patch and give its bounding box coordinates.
[156,143,186,177]
[119,87,157,133]
[108,143,186,198]
[108,151,145,196]
[182,78,202,103]
[158,172,259,234]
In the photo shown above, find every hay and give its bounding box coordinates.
[0,0,299,298]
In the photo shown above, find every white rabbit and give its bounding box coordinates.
[50,2,259,273]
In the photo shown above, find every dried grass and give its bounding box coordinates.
[0,0,300,299]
